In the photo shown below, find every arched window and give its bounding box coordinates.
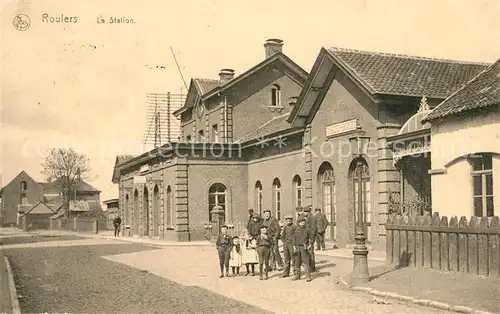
[133,189,139,235]
[124,194,130,226]
[254,181,263,214]
[349,158,371,242]
[318,162,336,240]
[272,178,281,220]
[208,183,226,222]
[166,186,174,229]
[292,175,302,209]
[143,187,150,236]
[153,185,160,237]
[20,193,28,205]
[20,180,27,191]
[471,153,494,217]
[270,84,281,107]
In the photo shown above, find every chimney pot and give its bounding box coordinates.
[219,69,235,83]
[264,38,284,58]
[288,96,299,107]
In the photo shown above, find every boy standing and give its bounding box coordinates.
[256,225,272,280]
[280,215,296,278]
[215,225,232,278]
[292,217,313,282]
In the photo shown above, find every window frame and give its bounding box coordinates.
[255,181,263,214]
[293,175,302,209]
[270,84,281,107]
[20,180,27,191]
[471,153,494,217]
[272,178,281,220]
[208,183,227,222]
[211,124,219,143]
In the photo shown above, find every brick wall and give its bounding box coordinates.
[0,173,43,226]
[187,162,248,240]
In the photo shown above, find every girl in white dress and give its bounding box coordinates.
[240,229,259,276]
[229,236,242,276]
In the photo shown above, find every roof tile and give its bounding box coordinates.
[424,58,500,121]
[327,47,490,99]
[236,113,296,143]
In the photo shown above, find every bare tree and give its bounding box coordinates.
[41,148,91,219]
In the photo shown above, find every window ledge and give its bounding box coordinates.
[268,105,284,113]
[428,168,447,175]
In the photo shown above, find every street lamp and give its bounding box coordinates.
[349,133,371,285]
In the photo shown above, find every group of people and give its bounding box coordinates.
[215,206,329,282]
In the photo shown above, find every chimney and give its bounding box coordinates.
[287,96,299,107]
[219,69,235,84]
[264,38,284,58]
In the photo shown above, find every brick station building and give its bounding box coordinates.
[112,39,489,249]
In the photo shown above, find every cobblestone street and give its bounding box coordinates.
[104,243,448,313]
[2,238,268,313]
[1,235,451,313]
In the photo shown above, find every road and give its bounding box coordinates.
[1,235,448,313]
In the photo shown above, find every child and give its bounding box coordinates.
[240,229,258,276]
[215,225,231,278]
[292,217,313,282]
[256,225,272,280]
[229,236,242,276]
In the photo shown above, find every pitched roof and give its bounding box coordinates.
[44,177,101,193]
[235,113,300,143]
[423,58,500,122]
[193,78,220,95]
[20,201,56,216]
[116,155,135,165]
[326,47,489,98]
[174,52,308,116]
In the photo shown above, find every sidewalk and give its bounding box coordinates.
[342,264,500,313]
[0,252,12,313]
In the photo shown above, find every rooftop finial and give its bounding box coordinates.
[419,96,429,112]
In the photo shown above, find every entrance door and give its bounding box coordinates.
[318,162,336,241]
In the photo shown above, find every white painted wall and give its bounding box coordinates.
[430,111,500,218]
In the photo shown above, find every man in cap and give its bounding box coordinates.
[280,215,296,278]
[302,206,318,272]
[248,214,262,238]
[256,225,272,280]
[246,208,254,230]
[261,209,283,271]
[315,208,329,251]
[292,216,313,282]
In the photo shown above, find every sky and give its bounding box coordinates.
[1,0,500,204]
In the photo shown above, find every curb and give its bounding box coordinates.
[4,256,21,314]
[338,273,495,314]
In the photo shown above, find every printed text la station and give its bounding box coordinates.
[40,13,136,24]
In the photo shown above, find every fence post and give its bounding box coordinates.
[399,215,409,267]
[468,216,479,275]
[392,216,401,265]
[439,216,449,271]
[422,215,432,268]
[448,217,459,272]
[415,215,424,267]
[488,217,499,277]
[386,215,393,264]
[458,217,468,273]
[407,215,416,267]
[478,217,489,276]
[431,213,441,269]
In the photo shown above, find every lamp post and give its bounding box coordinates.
[349,134,370,285]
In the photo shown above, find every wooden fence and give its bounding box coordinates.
[386,213,500,277]
[50,217,108,233]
